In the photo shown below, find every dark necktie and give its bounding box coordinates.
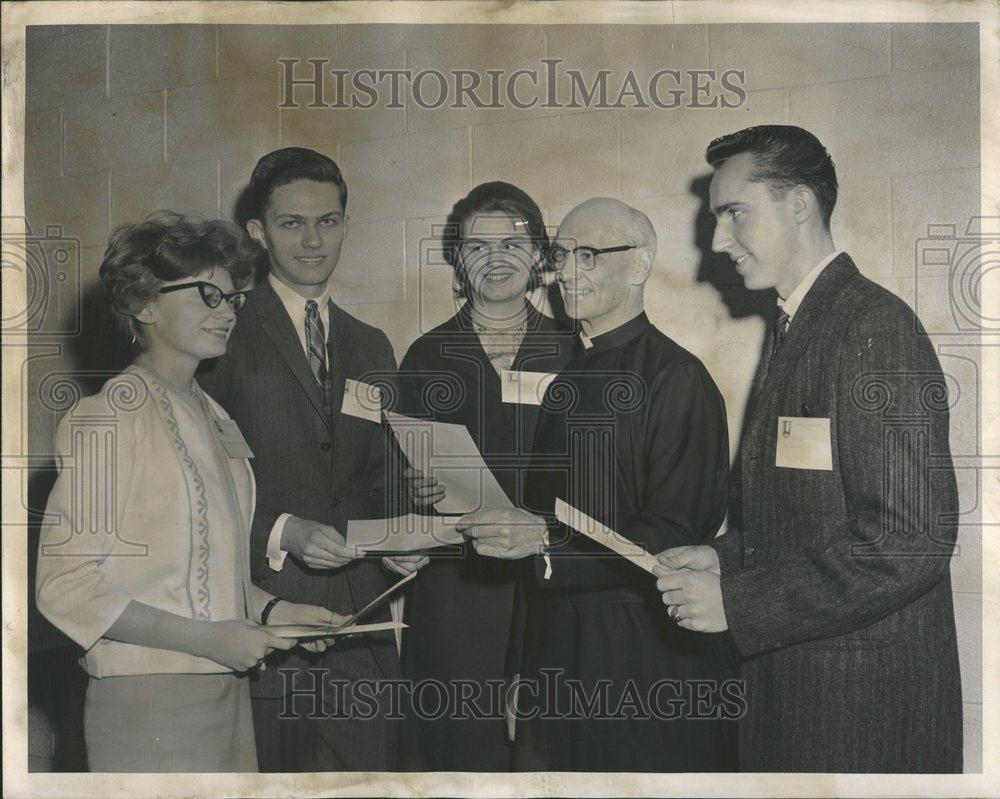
[305,300,328,387]
[772,305,790,360]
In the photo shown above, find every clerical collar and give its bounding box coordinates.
[580,312,650,353]
[778,250,842,322]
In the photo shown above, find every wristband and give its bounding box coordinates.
[260,596,283,625]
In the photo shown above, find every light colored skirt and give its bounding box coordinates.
[84,672,257,772]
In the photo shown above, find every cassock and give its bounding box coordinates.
[510,311,736,772]
[395,303,574,771]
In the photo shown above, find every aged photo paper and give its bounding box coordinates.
[2,1,997,797]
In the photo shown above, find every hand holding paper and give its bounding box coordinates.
[386,412,514,514]
[281,516,357,569]
[347,514,465,554]
[456,508,548,559]
[654,545,721,576]
[403,466,446,508]
[265,600,351,653]
[654,545,727,633]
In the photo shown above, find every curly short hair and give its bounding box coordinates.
[443,181,549,300]
[99,211,255,352]
[706,125,839,228]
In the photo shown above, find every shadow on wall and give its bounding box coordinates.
[27,278,127,771]
[689,172,774,537]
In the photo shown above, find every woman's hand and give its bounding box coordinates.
[199,619,296,672]
[265,600,351,654]
[404,466,446,508]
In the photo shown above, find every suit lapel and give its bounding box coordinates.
[750,254,860,423]
[254,279,331,428]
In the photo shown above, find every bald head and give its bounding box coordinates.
[560,197,657,267]
[555,198,657,336]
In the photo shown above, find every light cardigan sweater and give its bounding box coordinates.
[36,366,258,678]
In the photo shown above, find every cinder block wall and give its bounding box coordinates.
[24,23,982,770]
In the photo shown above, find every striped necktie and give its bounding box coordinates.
[772,305,790,359]
[305,300,328,387]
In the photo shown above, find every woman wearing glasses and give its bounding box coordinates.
[396,182,574,771]
[35,212,342,772]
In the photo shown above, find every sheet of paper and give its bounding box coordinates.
[347,514,465,553]
[386,411,515,513]
[267,620,407,640]
[554,498,659,574]
[341,568,418,627]
[775,416,834,470]
[341,378,383,423]
[499,369,558,405]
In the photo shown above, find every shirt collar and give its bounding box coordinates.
[579,311,650,353]
[267,272,331,319]
[778,250,842,321]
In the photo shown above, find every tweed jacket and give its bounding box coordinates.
[712,253,963,772]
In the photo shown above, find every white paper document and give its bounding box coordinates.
[554,498,659,574]
[500,369,558,405]
[347,514,466,553]
[775,416,834,471]
[386,411,515,514]
[267,620,407,640]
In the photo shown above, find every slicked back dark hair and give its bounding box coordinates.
[443,181,549,298]
[249,147,348,219]
[706,125,838,227]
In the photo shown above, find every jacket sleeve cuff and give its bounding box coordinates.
[267,513,291,572]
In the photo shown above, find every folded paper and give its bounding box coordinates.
[554,498,658,574]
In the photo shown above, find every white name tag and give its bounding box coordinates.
[775,416,833,471]
[213,418,255,459]
[341,379,383,423]
[500,370,557,405]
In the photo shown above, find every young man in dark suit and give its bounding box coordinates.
[655,125,963,772]
[199,148,422,771]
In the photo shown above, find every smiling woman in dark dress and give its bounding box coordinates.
[396,182,574,771]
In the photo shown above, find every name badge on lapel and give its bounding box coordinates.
[775,416,833,471]
[500,370,558,405]
[213,418,255,459]
[342,378,383,423]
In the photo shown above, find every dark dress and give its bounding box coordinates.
[396,303,574,771]
[510,312,738,772]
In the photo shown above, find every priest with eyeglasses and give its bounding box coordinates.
[457,197,736,772]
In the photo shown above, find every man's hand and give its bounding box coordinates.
[656,544,721,575]
[456,508,547,559]
[383,554,430,576]
[653,546,728,632]
[265,600,351,653]
[281,516,356,569]
[404,466,446,508]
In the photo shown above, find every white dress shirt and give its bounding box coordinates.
[266,273,333,571]
[778,250,843,323]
